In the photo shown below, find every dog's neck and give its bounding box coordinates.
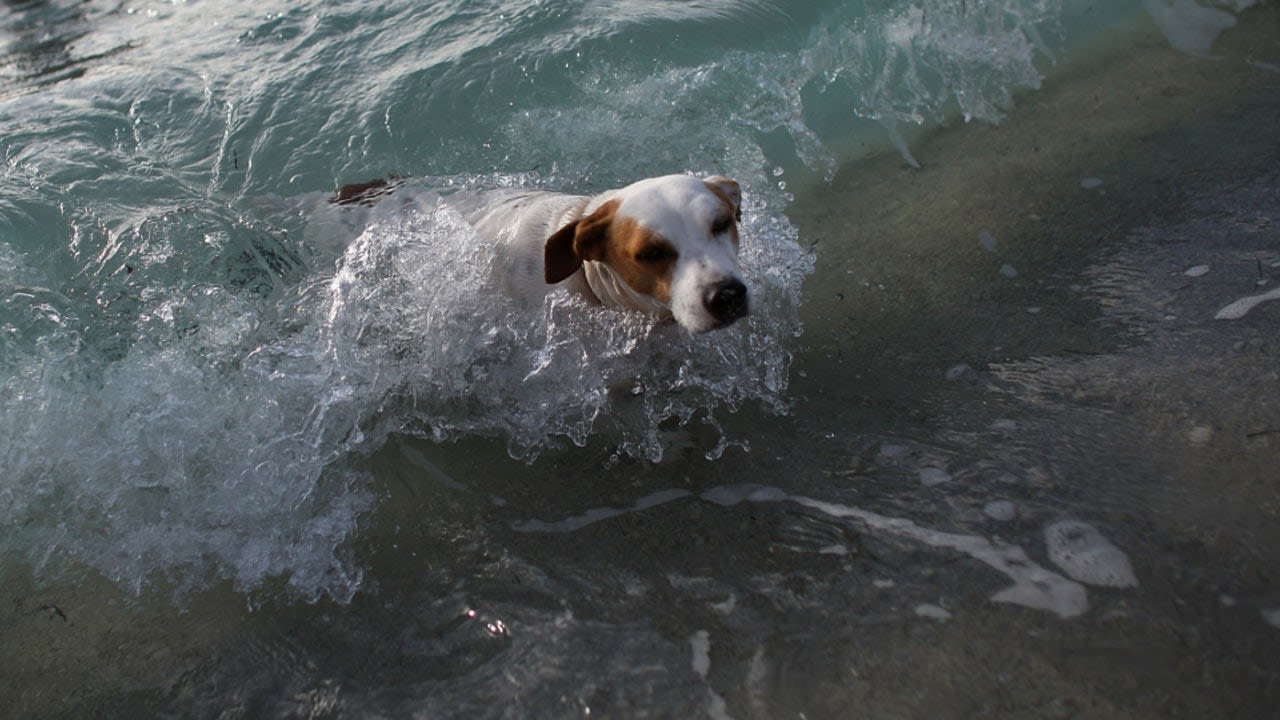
[581,260,672,320]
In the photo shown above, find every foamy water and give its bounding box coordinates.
[1,175,811,600]
[319,180,811,460]
[0,0,1269,645]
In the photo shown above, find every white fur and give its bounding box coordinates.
[471,174,748,333]
[471,190,592,301]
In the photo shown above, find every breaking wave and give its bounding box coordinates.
[0,175,811,601]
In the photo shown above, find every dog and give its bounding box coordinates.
[331,174,750,333]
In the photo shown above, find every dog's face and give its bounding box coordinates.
[544,175,749,333]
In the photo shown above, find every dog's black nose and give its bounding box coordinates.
[704,278,749,326]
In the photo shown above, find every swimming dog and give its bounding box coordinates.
[331,174,750,333]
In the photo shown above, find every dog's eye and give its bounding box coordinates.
[711,214,733,235]
[635,244,676,263]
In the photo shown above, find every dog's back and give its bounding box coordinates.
[469,190,592,304]
[318,174,748,332]
[310,182,589,303]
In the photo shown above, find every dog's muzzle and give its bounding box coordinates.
[704,278,749,327]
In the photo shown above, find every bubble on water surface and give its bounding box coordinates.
[1187,425,1214,445]
[1263,608,1280,629]
[990,418,1018,433]
[914,603,952,621]
[983,500,1018,522]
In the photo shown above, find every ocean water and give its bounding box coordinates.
[3,0,1279,717]
[0,0,1088,604]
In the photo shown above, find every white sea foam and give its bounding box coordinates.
[1044,521,1138,588]
[1214,285,1280,320]
[1247,59,1280,74]
[915,603,952,621]
[523,481,1090,616]
[2,285,376,601]
[514,489,693,534]
[991,418,1019,432]
[919,467,952,486]
[689,630,734,720]
[690,630,712,678]
[697,484,1090,618]
[1187,425,1214,445]
[984,500,1019,522]
[1143,0,1238,56]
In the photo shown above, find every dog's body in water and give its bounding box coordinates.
[328,175,750,333]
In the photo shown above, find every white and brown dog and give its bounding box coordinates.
[331,174,750,333]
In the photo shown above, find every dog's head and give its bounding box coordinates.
[543,174,749,333]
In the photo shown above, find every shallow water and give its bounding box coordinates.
[3,0,1279,718]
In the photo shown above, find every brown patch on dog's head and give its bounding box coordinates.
[600,217,677,304]
[544,199,677,303]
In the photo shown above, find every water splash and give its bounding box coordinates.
[0,176,811,601]
[507,0,1062,178]
[318,181,812,462]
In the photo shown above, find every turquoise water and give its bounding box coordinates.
[3,0,1278,717]
[0,0,1094,603]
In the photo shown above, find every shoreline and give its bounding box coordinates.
[769,6,1280,716]
[789,0,1280,558]
[789,1,1279,394]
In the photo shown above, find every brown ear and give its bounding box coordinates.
[544,221,582,284]
[704,176,742,220]
[543,200,617,284]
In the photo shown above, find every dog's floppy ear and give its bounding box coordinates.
[704,176,742,221]
[544,200,617,284]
